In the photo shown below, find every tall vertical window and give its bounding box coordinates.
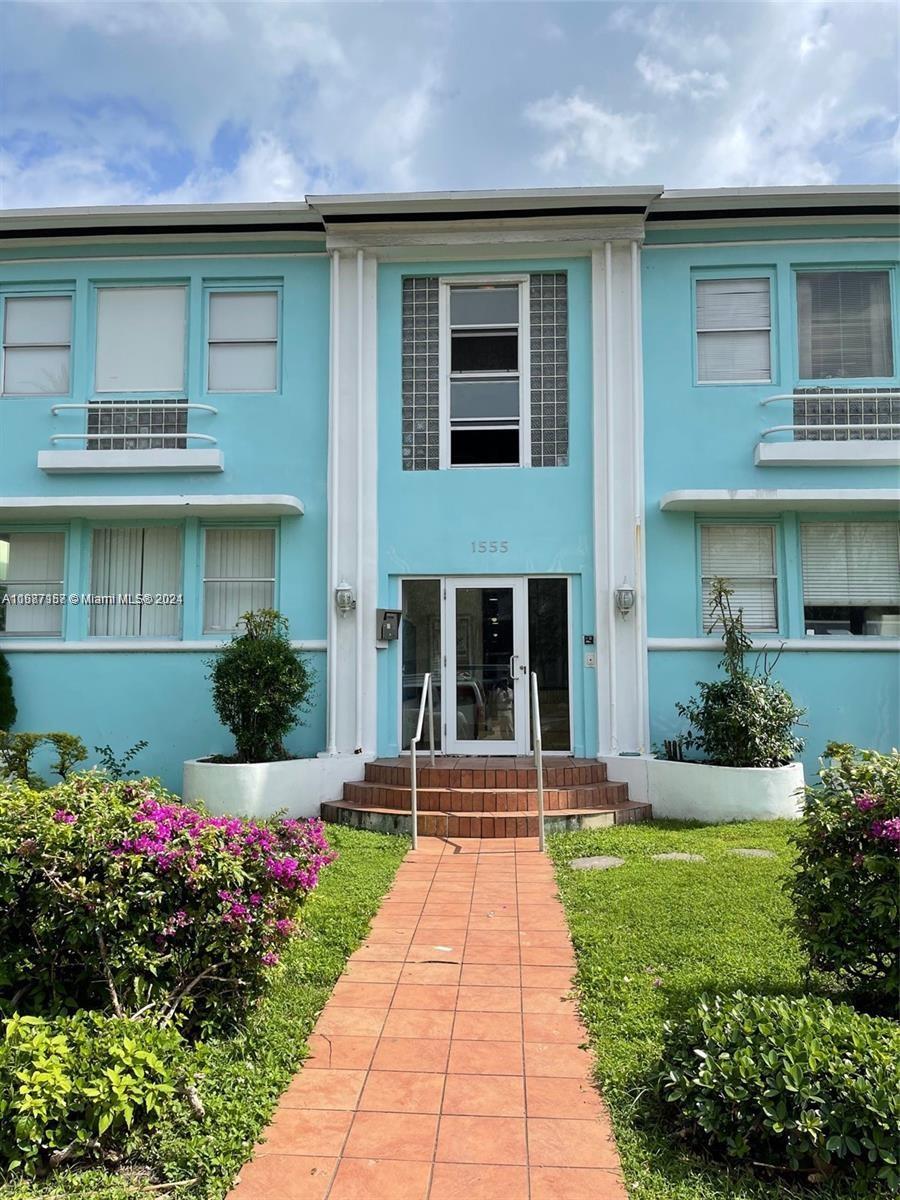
[203,528,276,632]
[89,527,182,637]
[797,271,894,379]
[2,296,72,395]
[700,525,778,632]
[95,286,187,393]
[801,522,900,636]
[446,281,523,466]
[0,532,65,636]
[207,291,278,392]
[695,278,771,383]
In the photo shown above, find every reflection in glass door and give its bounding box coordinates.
[447,578,527,754]
[400,579,442,750]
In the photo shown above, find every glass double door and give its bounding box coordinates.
[401,576,571,756]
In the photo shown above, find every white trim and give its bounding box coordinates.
[0,494,303,518]
[754,442,900,467]
[648,636,900,652]
[0,253,328,267]
[644,237,900,251]
[660,489,900,512]
[603,242,617,752]
[324,251,340,757]
[38,449,224,474]
[631,240,650,752]
[0,639,327,653]
[355,248,365,752]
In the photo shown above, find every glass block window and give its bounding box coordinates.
[792,386,900,442]
[87,400,187,450]
[529,272,568,466]
[401,277,439,470]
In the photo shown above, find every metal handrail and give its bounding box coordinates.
[49,432,218,445]
[530,671,545,852]
[51,402,219,415]
[760,422,900,439]
[409,672,435,850]
[760,391,900,406]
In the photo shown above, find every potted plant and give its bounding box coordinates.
[647,580,807,821]
[183,610,360,817]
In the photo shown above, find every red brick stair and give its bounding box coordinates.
[321,757,651,837]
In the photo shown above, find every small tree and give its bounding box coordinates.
[675,579,805,768]
[209,609,315,763]
[0,652,16,733]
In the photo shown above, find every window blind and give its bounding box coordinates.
[3,295,72,395]
[796,271,893,379]
[696,278,771,382]
[95,287,186,393]
[801,522,900,606]
[0,532,65,636]
[203,528,275,632]
[208,292,278,392]
[701,524,777,631]
[89,527,182,637]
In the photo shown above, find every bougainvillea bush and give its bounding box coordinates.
[787,743,899,1012]
[0,775,334,1035]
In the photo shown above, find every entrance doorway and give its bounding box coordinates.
[400,576,571,754]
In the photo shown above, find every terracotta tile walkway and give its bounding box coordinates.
[228,836,626,1200]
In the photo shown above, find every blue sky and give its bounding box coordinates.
[1,0,897,209]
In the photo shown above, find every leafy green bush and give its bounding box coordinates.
[676,579,805,768]
[787,743,899,1010]
[208,610,315,763]
[0,1011,184,1176]
[658,992,900,1191]
[0,732,86,787]
[0,775,334,1035]
[0,654,15,736]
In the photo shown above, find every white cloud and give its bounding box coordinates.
[157,134,318,204]
[798,20,833,60]
[526,94,657,176]
[611,4,731,63]
[635,54,728,100]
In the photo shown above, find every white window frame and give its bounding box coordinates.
[694,276,772,385]
[201,526,277,633]
[0,531,66,638]
[438,274,531,470]
[205,288,280,394]
[1,293,73,397]
[699,522,779,633]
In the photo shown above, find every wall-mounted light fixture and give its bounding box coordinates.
[614,586,636,617]
[335,582,356,614]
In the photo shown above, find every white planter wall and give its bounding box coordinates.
[182,756,366,819]
[600,754,805,822]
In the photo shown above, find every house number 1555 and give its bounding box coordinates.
[471,540,509,554]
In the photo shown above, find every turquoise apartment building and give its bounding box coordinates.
[0,185,897,796]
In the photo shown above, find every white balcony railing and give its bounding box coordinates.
[755,390,900,467]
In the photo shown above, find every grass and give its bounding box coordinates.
[547,819,869,1200]
[0,823,408,1200]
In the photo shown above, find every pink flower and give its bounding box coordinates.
[855,793,879,813]
[52,810,76,824]
[261,952,280,967]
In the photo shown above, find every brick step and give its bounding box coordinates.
[322,799,652,838]
[364,758,608,789]
[343,779,629,813]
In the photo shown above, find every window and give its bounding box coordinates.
[695,278,771,382]
[2,295,72,395]
[89,527,182,637]
[446,281,524,466]
[700,525,778,631]
[208,291,278,392]
[203,528,275,632]
[95,286,187,392]
[801,522,900,636]
[0,532,65,636]
[796,270,894,379]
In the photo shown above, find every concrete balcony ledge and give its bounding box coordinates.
[754,441,900,468]
[38,449,224,474]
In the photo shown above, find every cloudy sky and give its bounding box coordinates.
[0,0,897,209]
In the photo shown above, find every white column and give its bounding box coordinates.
[321,248,379,759]
[591,238,649,756]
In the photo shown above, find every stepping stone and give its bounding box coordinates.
[652,852,705,862]
[569,855,625,870]
[729,848,776,858]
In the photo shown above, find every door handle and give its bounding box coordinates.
[508,654,518,680]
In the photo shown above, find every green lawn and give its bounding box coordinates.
[548,819,867,1200]
[0,824,408,1200]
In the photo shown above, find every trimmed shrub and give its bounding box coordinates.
[0,1010,184,1176]
[0,775,335,1034]
[676,579,805,768]
[0,652,15,735]
[0,730,87,787]
[658,992,900,1191]
[787,743,899,1010]
[209,609,316,763]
